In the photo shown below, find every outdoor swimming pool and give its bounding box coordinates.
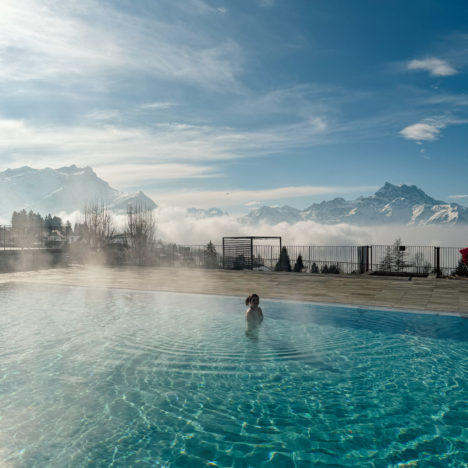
[0,283,467,467]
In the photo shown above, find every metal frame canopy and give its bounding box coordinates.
[222,236,282,270]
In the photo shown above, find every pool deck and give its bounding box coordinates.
[1,265,467,317]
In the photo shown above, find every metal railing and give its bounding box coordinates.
[174,244,464,276]
[367,245,465,276]
[0,226,465,276]
[436,246,466,276]
[228,244,358,274]
[369,245,434,274]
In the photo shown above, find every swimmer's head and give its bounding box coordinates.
[245,294,260,306]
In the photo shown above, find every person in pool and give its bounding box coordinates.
[245,293,263,335]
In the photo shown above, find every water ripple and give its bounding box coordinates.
[1,283,467,467]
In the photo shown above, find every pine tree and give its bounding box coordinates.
[12,209,28,247]
[204,241,218,268]
[275,247,291,272]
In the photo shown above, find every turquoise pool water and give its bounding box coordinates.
[0,283,467,467]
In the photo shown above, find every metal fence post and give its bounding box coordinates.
[250,237,253,270]
[434,246,441,277]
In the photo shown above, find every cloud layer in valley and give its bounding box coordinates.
[152,208,468,246]
[54,206,466,248]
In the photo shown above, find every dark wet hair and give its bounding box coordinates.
[245,294,259,306]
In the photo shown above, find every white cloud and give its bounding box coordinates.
[308,117,327,133]
[400,120,446,141]
[426,93,468,107]
[234,83,367,122]
[95,164,221,185]
[245,201,260,207]
[0,0,243,90]
[84,110,122,122]
[0,117,331,185]
[448,194,468,199]
[139,102,177,110]
[151,185,378,208]
[407,58,457,76]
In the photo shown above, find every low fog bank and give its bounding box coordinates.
[7,205,464,248]
[152,206,467,247]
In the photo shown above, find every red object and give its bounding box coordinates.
[460,247,468,265]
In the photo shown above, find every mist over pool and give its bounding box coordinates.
[1,283,467,466]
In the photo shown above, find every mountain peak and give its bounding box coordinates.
[374,182,437,204]
[375,182,400,196]
[2,166,34,176]
[240,182,468,226]
[0,165,156,218]
[56,165,96,176]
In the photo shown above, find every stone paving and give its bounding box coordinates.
[1,265,467,317]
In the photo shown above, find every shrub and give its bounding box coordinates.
[233,255,247,270]
[293,254,304,272]
[452,259,468,277]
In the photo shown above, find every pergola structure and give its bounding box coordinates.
[222,236,282,270]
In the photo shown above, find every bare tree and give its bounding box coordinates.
[378,238,409,273]
[81,202,115,252]
[413,252,431,274]
[379,246,393,272]
[125,204,157,265]
[392,238,407,272]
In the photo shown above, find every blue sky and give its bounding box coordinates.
[1,0,467,212]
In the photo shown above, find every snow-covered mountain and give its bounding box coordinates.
[2,169,465,227]
[241,183,468,226]
[241,205,302,225]
[187,207,228,218]
[0,165,157,218]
